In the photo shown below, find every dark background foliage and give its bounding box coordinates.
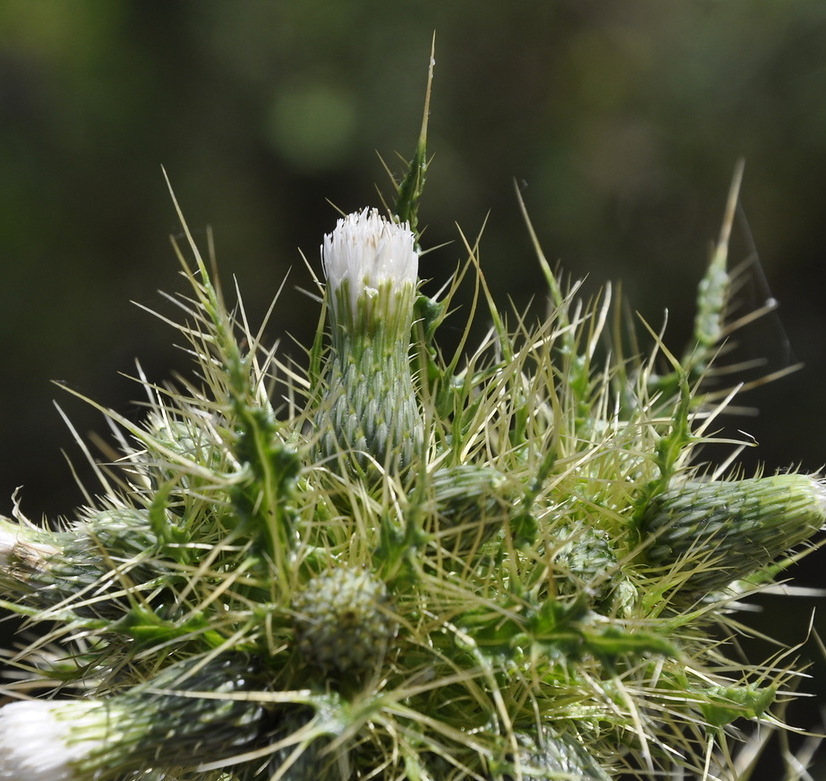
[2,2,826,777]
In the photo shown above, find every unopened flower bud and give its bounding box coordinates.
[0,517,64,601]
[236,704,338,781]
[639,473,826,597]
[293,566,396,673]
[509,727,612,780]
[553,523,618,606]
[141,412,223,489]
[0,655,263,780]
[317,208,422,475]
[429,464,512,552]
[0,508,160,617]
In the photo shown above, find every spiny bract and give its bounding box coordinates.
[0,105,823,780]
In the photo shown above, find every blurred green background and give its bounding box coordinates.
[2,1,826,777]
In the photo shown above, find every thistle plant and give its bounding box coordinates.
[1,65,825,781]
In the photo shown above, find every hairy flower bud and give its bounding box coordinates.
[141,412,224,489]
[0,508,161,618]
[236,704,338,781]
[639,473,826,597]
[429,464,512,552]
[0,655,262,780]
[508,727,612,780]
[0,518,63,600]
[293,566,396,673]
[317,208,422,475]
[553,522,618,606]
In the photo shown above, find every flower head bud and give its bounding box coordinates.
[0,509,161,618]
[553,522,618,607]
[0,517,63,600]
[510,727,612,780]
[293,566,397,673]
[317,209,423,474]
[141,412,224,489]
[639,473,826,597]
[429,465,512,552]
[237,704,338,781]
[0,655,263,780]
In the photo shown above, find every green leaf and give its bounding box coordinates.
[701,684,776,728]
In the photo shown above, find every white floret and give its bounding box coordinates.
[321,208,418,316]
[0,700,100,781]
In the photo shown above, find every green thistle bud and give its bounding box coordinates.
[317,208,422,475]
[0,517,64,600]
[429,464,512,552]
[237,704,338,781]
[69,506,159,564]
[0,508,160,617]
[292,566,396,673]
[506,727,612,780]
[142,412,224,487]
[0,654,263,780]
[639,473,826,596]
[554,523,618,606]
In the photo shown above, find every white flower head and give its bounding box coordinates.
[0,700,103,781]
[321,208,418,319]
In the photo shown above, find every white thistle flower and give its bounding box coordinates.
[317,208,422,473]
[321,207,418,322]
[0,699,103,781]
[0,656,262,780]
